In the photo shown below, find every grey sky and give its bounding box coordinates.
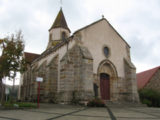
[0,0,160,75]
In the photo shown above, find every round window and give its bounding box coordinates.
[104,47,109,57]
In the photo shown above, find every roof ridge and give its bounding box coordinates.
[137,66,160,74]
[74,18,104,34]
[24,52,40,55]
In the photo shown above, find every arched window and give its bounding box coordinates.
[103,46,110,57]
[61,32,66,41]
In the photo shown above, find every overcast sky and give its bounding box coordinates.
[0,0,160,84]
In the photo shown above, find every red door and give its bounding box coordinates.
[100,73,110,100]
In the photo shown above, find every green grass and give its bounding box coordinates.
[17,102,37,108]
[3,102,37,108]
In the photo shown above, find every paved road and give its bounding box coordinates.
[0,104,160,120]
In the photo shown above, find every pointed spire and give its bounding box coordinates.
[49,9,70,32]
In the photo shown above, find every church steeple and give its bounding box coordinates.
[47,9,71,49]
[49,9,70,32]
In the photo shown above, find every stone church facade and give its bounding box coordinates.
[20,9,139,103]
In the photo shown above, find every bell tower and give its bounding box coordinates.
[47,8,71,49]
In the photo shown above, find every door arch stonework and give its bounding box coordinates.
[97,60,118,101]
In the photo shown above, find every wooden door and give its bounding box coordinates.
[100,73,110,100]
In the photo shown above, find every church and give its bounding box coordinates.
[20,9,139,103]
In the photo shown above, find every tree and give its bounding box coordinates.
[0,31,25,103]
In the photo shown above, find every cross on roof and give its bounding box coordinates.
[60,0,62,8]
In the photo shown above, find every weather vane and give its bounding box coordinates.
[60,0,63,8]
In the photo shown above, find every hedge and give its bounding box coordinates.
[139,88,160,107]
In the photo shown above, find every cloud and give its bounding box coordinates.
[0,0,57,53]
[105,0,160,72]
[0,0,160,73]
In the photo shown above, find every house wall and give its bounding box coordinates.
[145,69,160,91]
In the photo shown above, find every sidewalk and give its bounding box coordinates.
[0,103,159,120]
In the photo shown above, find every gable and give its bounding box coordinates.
[74,18,130,48]
[74,18,131,77]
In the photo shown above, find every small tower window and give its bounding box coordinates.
[49,34,52,41]
[61,32,66,41]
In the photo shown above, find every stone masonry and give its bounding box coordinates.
[145,69,160,91]
[123,59,139,102]
[58,44,94,103]
[20,9,139,103]
[21,44,94,103]
[21,55,59,102]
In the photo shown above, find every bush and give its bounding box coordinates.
[142,99,152,106]
[139,88,160,107]
[87,98,105,107]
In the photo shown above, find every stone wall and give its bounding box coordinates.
[59,61,74,102]
[31,68,38,101]
[116,77,125,101]
[20,52,139,103]
[20,65,32,101]
[59,44,94,103]
[123,59,139,102]
[145,69,160,91]
[46,55,58,102]
[20,55,59,102]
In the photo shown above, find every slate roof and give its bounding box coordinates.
[24,52,40,64]
[49,9,70,32]
[137,66,160,89]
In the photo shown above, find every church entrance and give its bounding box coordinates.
[97,60,118,101]
[100,73,110,100]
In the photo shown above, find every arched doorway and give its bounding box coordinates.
[100,73,110,100]
[97,60,118,101]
